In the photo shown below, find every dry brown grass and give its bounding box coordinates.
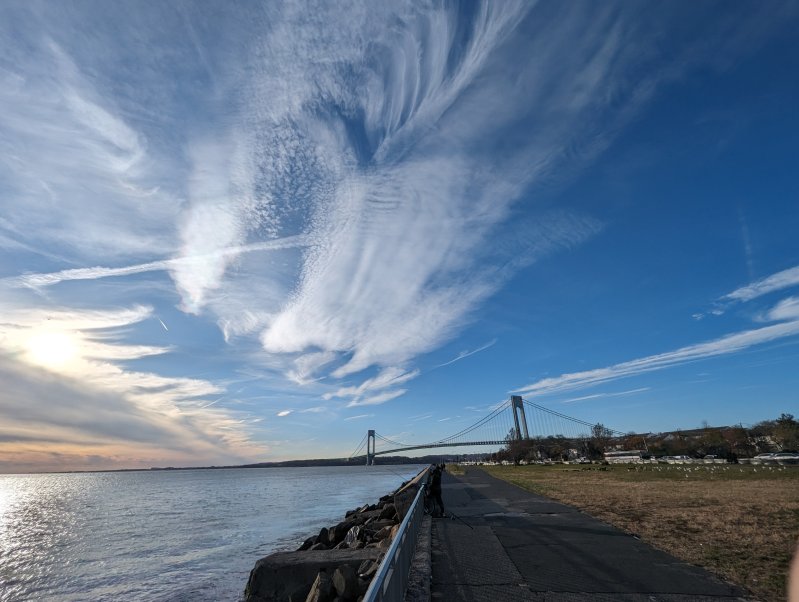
[481,463,799,602]
[445,464,466,476]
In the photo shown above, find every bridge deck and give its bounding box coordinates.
[431,468,749,601]
[374,440,507,456]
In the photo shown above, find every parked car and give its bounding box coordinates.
[772,452,799,466]
[751,452,777,465]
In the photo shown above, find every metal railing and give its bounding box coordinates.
[363,477,428,602]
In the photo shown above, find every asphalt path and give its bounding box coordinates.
[430,467,750,602]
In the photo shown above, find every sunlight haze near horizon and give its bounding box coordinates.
[1,1,798,473]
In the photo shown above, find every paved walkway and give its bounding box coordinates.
[430,468,750,602]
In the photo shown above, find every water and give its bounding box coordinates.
[0,465,424,601]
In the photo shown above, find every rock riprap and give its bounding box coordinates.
[244,471,425,602]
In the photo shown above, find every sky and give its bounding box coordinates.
[1,1,798,473]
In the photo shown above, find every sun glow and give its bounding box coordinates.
[24,330,81,370]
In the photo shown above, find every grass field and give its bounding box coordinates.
[479,463,799,602]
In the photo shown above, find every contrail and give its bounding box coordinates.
[434,338,497,368]
[157,318,169,332]
[3,234,310,289]
[201,397,225,409]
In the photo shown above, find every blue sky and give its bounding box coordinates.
[1,1,798,472]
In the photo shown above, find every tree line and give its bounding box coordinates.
[490,413,799,464]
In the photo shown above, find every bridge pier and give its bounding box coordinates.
[511,395,529,440]
[366,429,375,465]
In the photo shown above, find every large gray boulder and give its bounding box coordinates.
[327,519,356,547]
[349,509,381,525]
[332,564,359,600]
[304,570,334,602]
[378,504,396,520]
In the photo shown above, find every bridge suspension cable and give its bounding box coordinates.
[349,433,368,459]
[522,398,628,437]
[430,399,512,445]
[374,433,412,448]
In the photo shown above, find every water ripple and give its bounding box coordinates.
[0,465,422,601]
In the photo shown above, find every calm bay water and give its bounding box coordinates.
[0,465,424,601]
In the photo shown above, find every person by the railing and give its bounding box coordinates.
[429,464,445,517]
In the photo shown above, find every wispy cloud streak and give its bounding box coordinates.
[517,309,799,398]
[346,390,407,408]
[721,265,799,304]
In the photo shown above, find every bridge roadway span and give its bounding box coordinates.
[430,468,750,602]
[374,440,507,456]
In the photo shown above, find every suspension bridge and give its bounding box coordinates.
[349,395,632,465]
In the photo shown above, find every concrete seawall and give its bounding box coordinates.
[244,468,428,602]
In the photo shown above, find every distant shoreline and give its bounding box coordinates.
[3,453,474,475]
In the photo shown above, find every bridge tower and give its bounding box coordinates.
[511,395,530,440]
[366,429,376,465]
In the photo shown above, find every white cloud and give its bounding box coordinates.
[174,139,251,314]
[766,296,799,322]
[276,410,292,417]
[189,1,650,394]
[286,351,338,386]
[0,303,264,470]
[516,301,799,398]
[347,389,407,408]
[322,367,418,407]
[326,367,419,399]
[722,265,799,304]
[241,0,725,395]
[697,265,799,319]
[0,39,180,260]
[0,354,264,472]
[1,304,153,331]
